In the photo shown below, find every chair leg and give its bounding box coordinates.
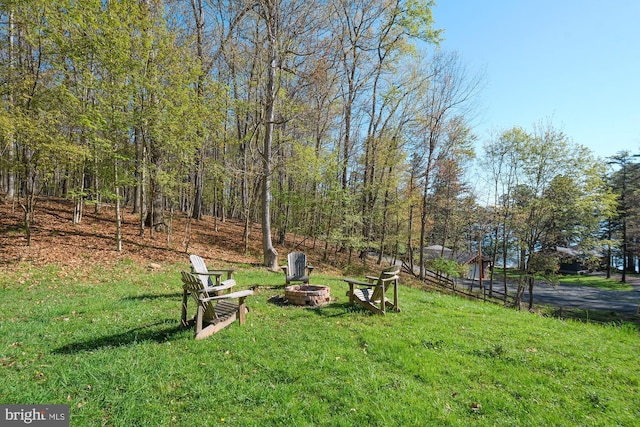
[195,305,204,336]
[181,289,189,327]
[393,281,399,312]
[238,296,247,325]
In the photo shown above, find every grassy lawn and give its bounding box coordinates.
[557,274,634,291]
[1,260,639,426]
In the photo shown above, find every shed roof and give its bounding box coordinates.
[423,245,452,253]
[453,252,492,265]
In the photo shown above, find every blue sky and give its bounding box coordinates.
[432,0,640,160]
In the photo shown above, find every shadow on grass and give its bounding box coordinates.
[120,292,183,302]
[53,319,186,355]
[547,307,640,330]
[267,294,355,317]
[311,302,366,317]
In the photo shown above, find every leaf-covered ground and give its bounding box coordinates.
[0,197,328,271]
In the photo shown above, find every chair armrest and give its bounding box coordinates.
[206,269,236,282]
[191,269,235,287]
[197,279,236,294]
[191,268,235,276]
[192,271,223,278]
[343,278,371,287]
[379,275,399,284]
[202,289,254,302]
[208,269,235,275]
[307,265,314,274]
[281,266,289,274]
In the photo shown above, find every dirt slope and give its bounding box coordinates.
[0,197,328,271]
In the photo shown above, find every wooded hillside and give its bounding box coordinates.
[1,0,629,279]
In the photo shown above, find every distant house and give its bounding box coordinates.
[453,252,493,281]
[555,246,598,274]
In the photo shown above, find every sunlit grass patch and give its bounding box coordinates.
[557,274,634,291]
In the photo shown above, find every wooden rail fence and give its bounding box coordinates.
[402,261,514,306]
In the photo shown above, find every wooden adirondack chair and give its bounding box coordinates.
[189,254,236,293]
[280,251,314,285]
[180,271,253,339]
[343,266,401,315]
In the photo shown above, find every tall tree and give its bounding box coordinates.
[251,0,323,268]
[481,127,526,299]
[412,51,481,279]
[607,151,640,282]
[0,0,85,244]
[258,0,279,269]
[490,121,614,308]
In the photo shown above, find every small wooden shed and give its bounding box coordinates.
[454,252,493,281]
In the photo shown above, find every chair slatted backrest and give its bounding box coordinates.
[370,266,400,303]
[289,252,307,278]
[181,271,216,322]
[189,254,212,287]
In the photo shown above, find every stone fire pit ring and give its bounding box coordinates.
[284,284,331,307]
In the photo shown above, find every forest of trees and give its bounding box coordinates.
[0,0,637,286]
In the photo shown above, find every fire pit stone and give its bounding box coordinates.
[284,284,331,307]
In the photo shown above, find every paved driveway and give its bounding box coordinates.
[466,272,640,315]
[393,255,640,316]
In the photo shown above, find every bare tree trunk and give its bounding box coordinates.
[6,11,15,201]
[377,193,389,265]
[260,10,278,270]
[21,202,33,247]
[502,239,509,303]
[73,164,84,224]
[138,141,147,237]
[114,153,122,252]
[406,163,418,275]
[190,0,206,221]
[377,166,393,265]
[145,137,164,234]
[192,151,204,220]
[606,222,612,279]
[93,153,100,214]
[418,145,435,280]
[19,149,37,247]
[132,128,143,215]
[241,141,250,253]
[514,283,525,310]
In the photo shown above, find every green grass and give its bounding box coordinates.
[557,274,634,291]
[1,260,639,426]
